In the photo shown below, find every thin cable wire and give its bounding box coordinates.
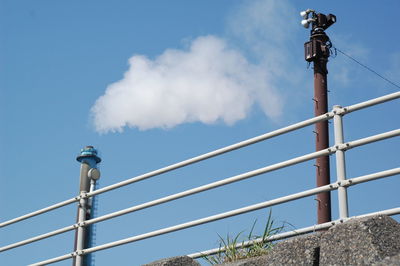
[333,46,400,90]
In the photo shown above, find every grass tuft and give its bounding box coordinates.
[202,210,286,264]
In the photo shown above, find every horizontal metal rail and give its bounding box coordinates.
[87,90,399,198]
[340,168,400,187]
[1,129,398,253]
[0,225,76,253]
[342,129,399,150]
[0,197,79,228]
[29,183,339,265]
[64,128,400,227]
[2,91,399,229]
[188,207,400,258]
[0,148,332,253]
[29,206,400,265]
[86,114,332,198]
[28,167,400,265]
[344,91,400,114]
[354,207,400,219]
[0,113,331,229]
[189,222,335,259]
[85,149,332,224]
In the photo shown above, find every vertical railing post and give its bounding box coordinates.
[333,105,349,219]
[75,195,87,266]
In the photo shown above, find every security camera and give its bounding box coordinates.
[325,14,337,29]
[314,13,336,30]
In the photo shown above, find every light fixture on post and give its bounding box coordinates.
[300,9,315,28]
[300,9,314,19]
[301,18,315,29]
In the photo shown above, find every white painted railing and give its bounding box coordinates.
[1,91,399,265]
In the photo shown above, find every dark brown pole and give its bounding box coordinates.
[303,11,336,224]
[313,56,332,223]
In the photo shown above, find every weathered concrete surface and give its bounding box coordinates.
[320,215,400,265]
[261,233,321,265]
[372,253,400,266]
[221,215,400,266]
[143,256,200,266]
[143,215,400,266]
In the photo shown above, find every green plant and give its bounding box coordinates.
[202,210,285,264]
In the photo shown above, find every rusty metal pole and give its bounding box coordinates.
[313,53,332,224]
[303,11,336,224]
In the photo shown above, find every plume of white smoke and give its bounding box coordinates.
[92,0,296,133]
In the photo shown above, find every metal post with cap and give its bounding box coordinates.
[73,146,101,266]
[301,9,337,224]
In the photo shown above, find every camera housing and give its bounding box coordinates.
[314,13,336,30]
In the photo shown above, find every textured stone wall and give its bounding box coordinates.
[144,215,400,266]
[143,256,200,266]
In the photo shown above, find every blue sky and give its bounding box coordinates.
[0,0,399,265]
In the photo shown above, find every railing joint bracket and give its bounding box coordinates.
[339,180,352,187]
[77,222,86,227]
[332,106,347,115]
[76,250,84,255]
[336,143,350,151]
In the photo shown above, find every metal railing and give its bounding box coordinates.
[1,91,399,265]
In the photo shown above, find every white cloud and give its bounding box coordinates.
[92,36,282,132]
[91,0,298,133]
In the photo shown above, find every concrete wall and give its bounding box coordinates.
[144,215,400,266]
